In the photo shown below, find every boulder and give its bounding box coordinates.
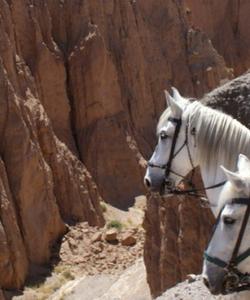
[121,232,137,246]
[104,229,118,243]
[91,232,103,243]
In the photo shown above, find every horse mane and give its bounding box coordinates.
[189,102,250,174]
[157,100,250,176]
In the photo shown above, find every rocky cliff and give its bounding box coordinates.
[143,178,215,297]
[184,0,250,76]
[0,0,247,293]
[0,0,105,289]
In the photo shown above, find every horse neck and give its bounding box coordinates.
[199,167,225,216]
[188,102,250,215]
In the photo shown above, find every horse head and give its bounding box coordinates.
[144,88,198,195]
[203,154,250,295]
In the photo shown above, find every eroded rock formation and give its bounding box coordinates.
[143,180,215,297]
[0,0,105,289]
[184,0,250,75]
[0,0,247,293]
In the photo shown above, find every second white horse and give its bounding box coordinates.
[203,154,250,297]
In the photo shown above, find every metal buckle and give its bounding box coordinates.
[224,271,240,293]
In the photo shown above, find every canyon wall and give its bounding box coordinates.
[45,0,231,209]
[144,191,215,297]
[0,0,249,294]
[0,0,105,289]
[185,0,250,75]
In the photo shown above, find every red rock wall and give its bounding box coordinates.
[184,0,250,75]
[55,0,230,208]
[0,0,248,293]
[0,0,104,289]
[144,176,215,297]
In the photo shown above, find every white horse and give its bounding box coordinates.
[144,88,250,215]
[202,154,250,298]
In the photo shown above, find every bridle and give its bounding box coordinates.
[147,116,226,198]
[204,198,250,293]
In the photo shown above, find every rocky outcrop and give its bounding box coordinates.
[203,72,250,123]
[144,72,250,298]
[0,0,105,289]
[48,0,230,208]
[144,182,215,297]
[0,55,104,288]
[184,0,250,75]
[0,158,27,289]
[0,0,244,291]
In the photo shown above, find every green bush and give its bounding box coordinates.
[62,270,75,280]
[107,220,122,231]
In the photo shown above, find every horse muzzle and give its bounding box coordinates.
[144,175,165,192]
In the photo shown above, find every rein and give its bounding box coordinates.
[147,116,226,199]
[204,198,250,293]
[170,181,226,196]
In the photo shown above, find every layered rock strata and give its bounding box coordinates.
[185,0,250,75]
[0,0,244,291]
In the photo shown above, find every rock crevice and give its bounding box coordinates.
[0,0,249,291]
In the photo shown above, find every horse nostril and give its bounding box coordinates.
[203,277,210,289]
[144,178,151,189]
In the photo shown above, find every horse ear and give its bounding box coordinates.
[237,153,250,173]
[171,87,183,102]
[164,90,183,118]
[220,165,246,191]
[164,90,172,106]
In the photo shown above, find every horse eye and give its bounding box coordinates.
[160,132,168,140]
[223,216,236,225]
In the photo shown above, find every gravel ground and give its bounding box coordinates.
[157,275,250,300]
